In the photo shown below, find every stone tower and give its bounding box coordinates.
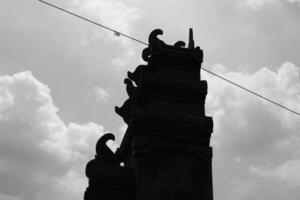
[84,29,214,200]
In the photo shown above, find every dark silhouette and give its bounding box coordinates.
[85,133,134,200]
[85,29,214,200]
[173,41,185,48]
[127,65,151,86]
[115,78,139,124]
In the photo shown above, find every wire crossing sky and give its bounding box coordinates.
[38,0,300,116]
[2,1,300,200]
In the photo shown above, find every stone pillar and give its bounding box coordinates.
[115,29,214,200]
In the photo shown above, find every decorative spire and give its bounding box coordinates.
[188,28,195,49]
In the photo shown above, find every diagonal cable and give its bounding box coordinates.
[38,0,148,46]
[38,0,300,116]
[201,68,300,116]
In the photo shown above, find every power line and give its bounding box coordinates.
[38,0,148,46]
[201,68,300,116]
[38,0,300,116]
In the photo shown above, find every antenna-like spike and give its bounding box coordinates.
[188,28,195,49]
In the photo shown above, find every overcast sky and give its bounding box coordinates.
[0,0,300,200]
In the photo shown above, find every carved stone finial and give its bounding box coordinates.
[85,133,117,179]
[127,65,148,86]
[115,101,131,124]
[188,28,195,49]
[148,29,163,45]
[173,41,185,48]
[124,78,137,98]
[95,133,117,163]
[142,47,151,62]
[85,132,135,200]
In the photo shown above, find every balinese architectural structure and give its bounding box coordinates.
[84,29,214,200]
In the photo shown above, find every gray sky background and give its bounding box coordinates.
[0,0,300,199]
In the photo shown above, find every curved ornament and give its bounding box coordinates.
[96,133,115,156]
[142,47,151,62]
[173,41,185,48]
[148,29,163,45]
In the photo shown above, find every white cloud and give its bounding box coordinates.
[93,86,110,102]
[0,194,21,200]
[242,0,300,9]
[243,0,275,10]
[67,0,142,70]
[204,62,300,199]
[250,160,300,186]
[0,71,109,200]
[1,67,299,199]
[1,0,299,199]
[112,48,137,68]
[69,0,141,46]
[285,0,300,5]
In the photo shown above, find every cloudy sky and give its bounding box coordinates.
[0,0,300,199]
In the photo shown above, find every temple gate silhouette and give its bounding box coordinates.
[84,29,214,200]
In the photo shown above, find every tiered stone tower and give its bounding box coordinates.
[84,29,214,200]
